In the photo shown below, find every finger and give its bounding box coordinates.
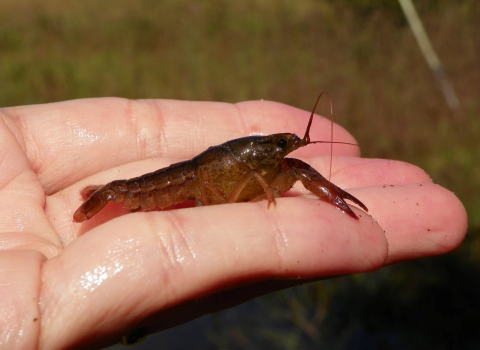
[125,182,468,336]
[5,98,358,194]
[47,155,432,245]
[311,156,433,188]
[326,157,434,188]
[39,198,387,349]
[350,182,467,264]
[0,233,62,258]
[0,250,46,349]
[63,160,465,263]
[0,115,58,247]
[40,173,467,348]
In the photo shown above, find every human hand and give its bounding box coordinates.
[0,98,467,349]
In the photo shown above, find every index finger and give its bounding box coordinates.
[3,98,359,194]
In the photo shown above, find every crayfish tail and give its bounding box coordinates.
[80,185,101,200]
[73,198,108,222]
[73,187,113,222]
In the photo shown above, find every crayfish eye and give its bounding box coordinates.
[277,138,287,148]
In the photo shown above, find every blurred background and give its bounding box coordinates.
[1,0,478,348]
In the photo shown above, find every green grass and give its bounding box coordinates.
[1,0,477,228]
[1,0,478,348]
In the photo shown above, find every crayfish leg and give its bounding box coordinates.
[229,170,277,207]
[200,167,227,205]
[80,185,100,200]
[270,158,367,220]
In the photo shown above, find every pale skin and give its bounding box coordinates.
[0,98,468,350]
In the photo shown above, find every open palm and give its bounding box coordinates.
[0,98,467,349]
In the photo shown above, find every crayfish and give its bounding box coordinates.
[73,93,367,222]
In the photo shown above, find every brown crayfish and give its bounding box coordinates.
[73,93,367,222]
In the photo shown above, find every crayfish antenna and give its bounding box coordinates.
[303,91,334,181]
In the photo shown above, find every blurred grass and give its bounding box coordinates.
[1,0,477,229]
[0,0,478,348]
